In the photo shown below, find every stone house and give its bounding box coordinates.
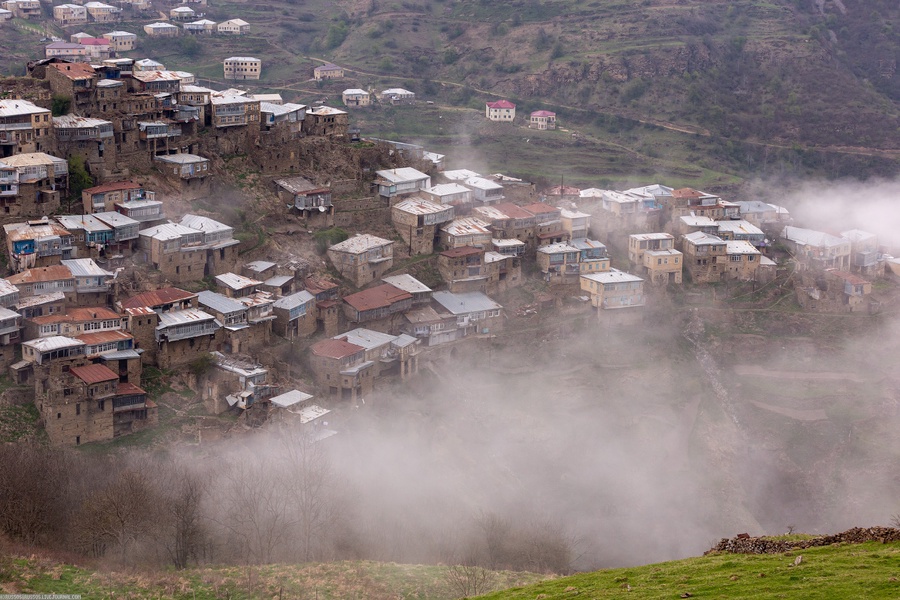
[272,290,316,339]
[0,153,67,217]
[0,99,56,155]
[716,220,765,248]
[522,203,566,247]
[0,307,21,369]
[7,266,76,304]
[724,240,761,281]
[473,203,535,242]
[308,337,373,401]
[440,217,492,250]
[431,290,503,335]
[25,306,122,341]
[82,181,151,214]
[391,196,454,255]
[422,183,473,212]
[841,229,882,277]
[342,283,413,324]
[340,328,420,380]
[537,242,581,283]
[438,246,488,293]
[154,308,221,369]
[84,1,121,22]
[681,231,728,283]
[484,251,522,294]
[327,234,394,287]
[463,177,504,205]
[302,106,348,137]
[379,88,415,105]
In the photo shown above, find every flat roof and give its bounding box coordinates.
[338,327,397,350]
[393,197,449,215]
[581,269,643,284]
[270,389,314,409]
[426,183,471,197]
[155,153,207,165]
[70,363,118,384]
[376,167,430,184]
[121,287,195,309]
[629,232,674,241]
[726,240,761,255]
[441,217,491,236]
[157,308,218,327]
[56,214,111,233]
[215,272,260,290]
[432,290,502,315]
[92,211,139,228]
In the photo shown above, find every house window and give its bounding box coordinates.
[76,403,81,415]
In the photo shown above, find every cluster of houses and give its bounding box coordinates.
[485,99,558,130]
[341,87,417,107]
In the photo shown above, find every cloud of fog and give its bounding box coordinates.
[754,177,900,252]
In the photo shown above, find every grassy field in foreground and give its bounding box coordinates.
[476,541,900,599]
[0,557,544,599]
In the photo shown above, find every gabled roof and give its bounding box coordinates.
[530,110,556,117]
[272,290,315,311]
[339,327,398,350]
[682,231,725,246]
[381,274,431,294]
[60,258,111,277]
[486,99,515,109]
[197,290,245,314]
[49,62,96,80]
[781,226,847,248]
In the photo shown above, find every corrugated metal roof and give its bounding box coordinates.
[14,292,65,309]
[264,275,293,287]
[1,153,67,168]
[121,287,196,309]
[30,306,120,324]
[139,222,197,241]
[198,290,245,314]
[180,214,232,234]
[427,183,471,197]
[538,242,579,254]
[22,335,84,352]
[491,238,525,248]
[393,197,448,215]
[522,202,560,216]
[629,232,673,241]
[157,308,217,327]
[70,363,118,384]
[56,214,112,233]
[53,115,111,128]
[154,153,207,165]
[99,349,141,360]
[272,290,314,310]
[116,381,147,396]
[717,220,763,236]
[61,258,111,278]
[464,176,502,191]
[77,329,133,345]
[441,217,491,236]
[782,226,847,248]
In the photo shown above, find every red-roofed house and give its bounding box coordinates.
[309,337,373,401]
[486,99,516,122]
[40,362,156,446]
[342,283,413,323]
[530,110,556,130]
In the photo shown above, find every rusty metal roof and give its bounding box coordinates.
[70,363,118,384]
[121,287,196,309]
[343,283,411,312]
[310,337,364,359]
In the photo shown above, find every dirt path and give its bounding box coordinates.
[749,400,829,422]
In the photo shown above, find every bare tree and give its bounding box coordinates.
[218,457,296,564]
[71,466,161,562]
[159,465,209,569]
[0,444,72,546]
[277,426,341,562]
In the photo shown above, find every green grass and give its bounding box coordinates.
[0,402,41,442]
[477,542,900,599]
[1,558,544,600]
